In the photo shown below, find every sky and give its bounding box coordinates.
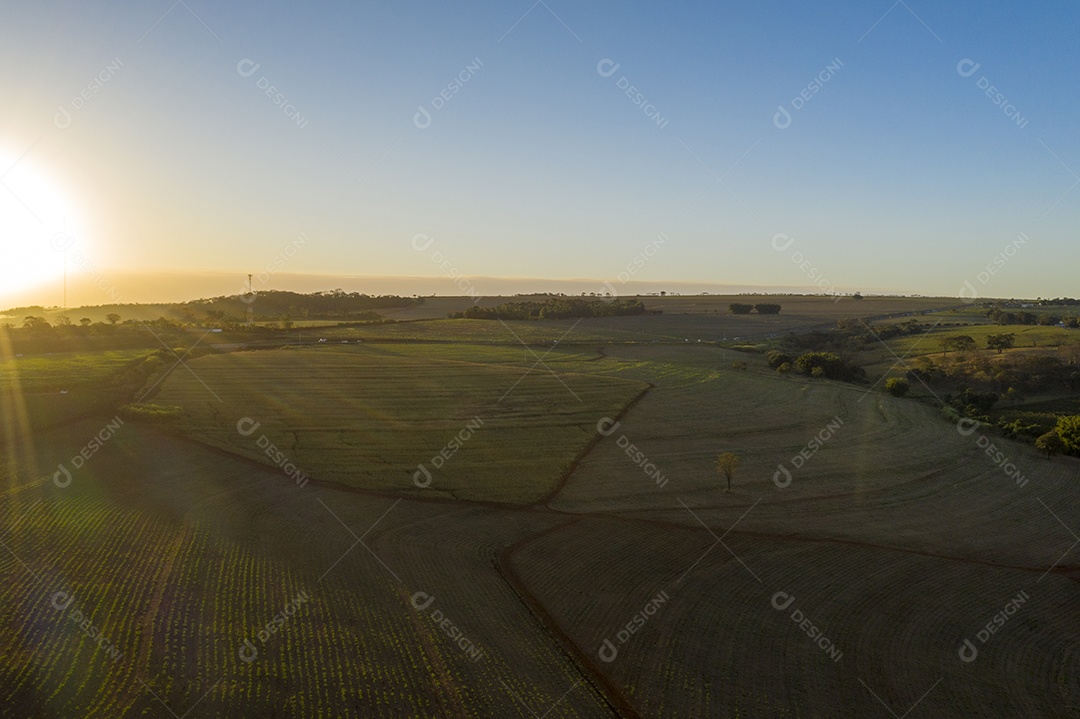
[2,0,1078,308]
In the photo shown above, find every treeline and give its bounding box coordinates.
[453,298,647,321]
[730,303,781,315]
[986,307,1080,327]
[910,352,1080,395]
[187,290,421,319]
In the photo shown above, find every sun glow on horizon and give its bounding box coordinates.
[0,150,86,307]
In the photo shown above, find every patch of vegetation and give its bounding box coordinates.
[794,351,866,382]
[118,403,184,426]
[453,297,646,321]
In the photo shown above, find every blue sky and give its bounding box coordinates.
[2,0,1078,305]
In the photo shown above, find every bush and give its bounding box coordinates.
[885,377,909,397]
[765,350,793,369]
[754,303,782,314]
[729,303,753,315]
[1036,430,1065,458]
[1054,415,1080,456]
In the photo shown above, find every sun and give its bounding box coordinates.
[0,152,84,307]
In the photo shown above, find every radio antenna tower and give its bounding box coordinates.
[246,273,254,326]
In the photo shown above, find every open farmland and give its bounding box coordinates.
[150,344,648,504]
[2,298,1078,717]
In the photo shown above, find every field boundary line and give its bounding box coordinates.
[538,379,655,508]
[494,518,642,719]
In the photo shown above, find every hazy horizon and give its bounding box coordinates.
[3,269,947,313]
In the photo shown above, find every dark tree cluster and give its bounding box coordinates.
[729,303,781,315]
[454,298,646,321]
[188,290,420,320]
[793,351,866,382]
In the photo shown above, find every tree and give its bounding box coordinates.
[885,377,909,397]
[105,313,121,325]
[1036,430,1065,458]
[55,314,72,326]
[852,292,864,301]
[987,333,1015,354]
[754,303,782,315]
[716,452,740,492]
[1054,415,1080,456]
[941,335,976,356]
[729,303,753,315]
[79,317,92,327]
[22,316,51,331]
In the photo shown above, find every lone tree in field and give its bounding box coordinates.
[716,452,740,492]
[987,333,1015,354]
[729,303,753,315]
[105,313,121,325]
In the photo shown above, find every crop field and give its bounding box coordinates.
[150,345,649,504]
[0,349,152,392]
[2,297,1077,717]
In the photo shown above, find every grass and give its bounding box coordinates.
[151,344,649,504]
[0,349,152,393]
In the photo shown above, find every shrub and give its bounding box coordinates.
[729,303,753,315]
[1054,415,1080,456]
[118,403,184,426]
[885,377,909,397]
[765,350,793,369]
[1036,430,1065,458]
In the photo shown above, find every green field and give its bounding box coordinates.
[151,344,648,504]
[0,349,152,392]
[3,296,1078,717]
